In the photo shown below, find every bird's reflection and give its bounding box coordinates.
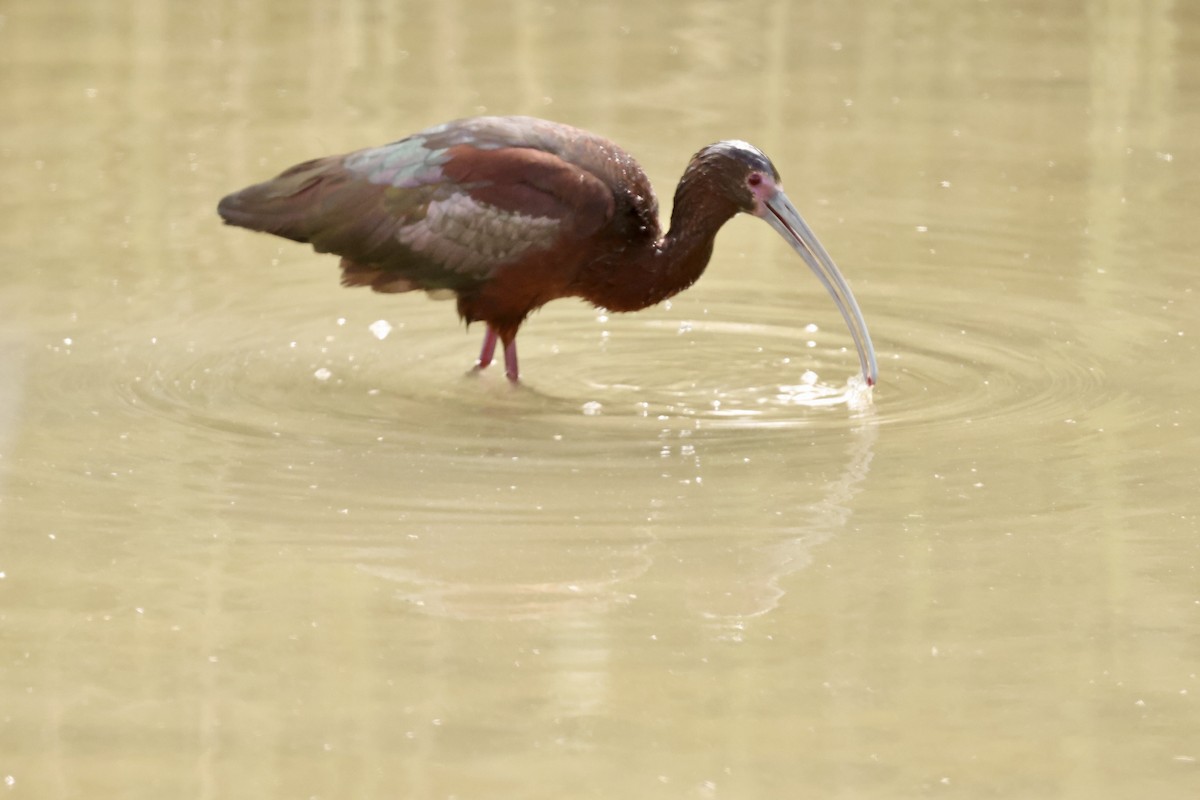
[357,409,877,626]
[357,543,654,622]
[692,420,877,628]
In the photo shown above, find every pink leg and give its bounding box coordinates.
[503,338,519,382]
[476,326,498,370]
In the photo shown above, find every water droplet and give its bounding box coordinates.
[368,320,392,340]
[581,401,602,416]
[313,368,332,381]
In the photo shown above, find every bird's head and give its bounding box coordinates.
[686,140,878,386]
[685,140,781,212]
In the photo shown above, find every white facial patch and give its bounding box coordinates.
[396,193,561,274]
[715,139,767,160]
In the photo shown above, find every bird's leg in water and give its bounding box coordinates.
[503,339,519,382]
[476,326,498,370]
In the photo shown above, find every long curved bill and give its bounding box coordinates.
[757,189,878,386]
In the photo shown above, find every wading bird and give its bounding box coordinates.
[218,116,877,385]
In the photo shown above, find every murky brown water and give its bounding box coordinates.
[2,1,1198,798]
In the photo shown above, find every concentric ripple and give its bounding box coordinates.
[90,272,1131,448]
[94,293,879,447]
[108,305,535,445]
[870,298,1109,427]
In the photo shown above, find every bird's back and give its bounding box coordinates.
[218,116,661,296]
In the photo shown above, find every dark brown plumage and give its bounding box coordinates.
[219,115,876,384]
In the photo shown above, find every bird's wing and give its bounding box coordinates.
[218,129,616,292]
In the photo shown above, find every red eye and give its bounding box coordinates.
[748,173,763,186]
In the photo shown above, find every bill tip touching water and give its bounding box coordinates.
[218,115,878,388]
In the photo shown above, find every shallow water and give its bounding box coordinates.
[2,1,1198,798]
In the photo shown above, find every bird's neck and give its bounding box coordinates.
[579,179,739,313]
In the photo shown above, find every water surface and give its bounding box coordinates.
[1,1,1198,798]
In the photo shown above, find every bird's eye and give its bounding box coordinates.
[747,173,763,187]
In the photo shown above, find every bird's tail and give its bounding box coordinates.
[217,157,338,244]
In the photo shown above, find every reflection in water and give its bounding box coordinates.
[357,541,653,622]
[694,420,877,624]
[359,415,876,626]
